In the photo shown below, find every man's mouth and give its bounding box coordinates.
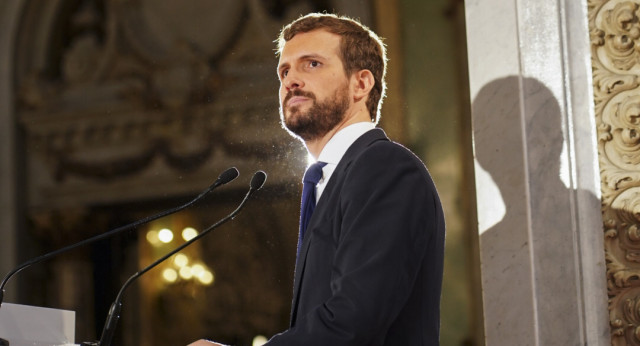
[284,90,315,109]
[287,96,309,107]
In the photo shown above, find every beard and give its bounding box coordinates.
[279,83,349,142]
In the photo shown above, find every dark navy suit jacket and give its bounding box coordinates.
[268,129,445,345]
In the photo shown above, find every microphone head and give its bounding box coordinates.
[219,167,239,185]
[250,171,267,191]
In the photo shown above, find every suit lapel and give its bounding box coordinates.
[289,128,388,326]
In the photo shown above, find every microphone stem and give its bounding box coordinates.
[0,179,224,302]
[96,300,121,346]
[96,187,258,346]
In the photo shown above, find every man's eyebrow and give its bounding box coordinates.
[278,62,290,71]
[278,53,329,77]
[279,53,326,69]
[298,53,325,61]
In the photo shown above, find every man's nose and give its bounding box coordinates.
[283,71,304,91]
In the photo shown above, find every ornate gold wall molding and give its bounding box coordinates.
[590,0,640,344]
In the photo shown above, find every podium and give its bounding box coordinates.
[0,303,76,346]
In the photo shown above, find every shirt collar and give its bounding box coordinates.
[317,122,376,165]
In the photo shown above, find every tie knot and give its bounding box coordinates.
[303,161,327,185]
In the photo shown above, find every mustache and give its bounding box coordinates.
[284,89,316,105]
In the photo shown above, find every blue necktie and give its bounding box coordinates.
[297,161,327,256]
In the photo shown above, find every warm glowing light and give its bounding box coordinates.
[198,270,214,285]
[174,253,189,267]
[179,266,194,279]
[146,230,160,245]
[252,335,268,346]
[182,227,198,241]
[191,263,205,276]
[158,228,174,243]
[162,268,178,283]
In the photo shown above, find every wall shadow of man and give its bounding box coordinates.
[472,76,602,345]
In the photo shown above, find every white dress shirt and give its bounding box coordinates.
[313,122,376,201]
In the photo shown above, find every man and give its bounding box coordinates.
[190,13,445,345]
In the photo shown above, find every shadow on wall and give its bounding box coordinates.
[472,76,599,344]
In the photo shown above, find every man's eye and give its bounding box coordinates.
[282,69,289,78]
[309,61,320,67]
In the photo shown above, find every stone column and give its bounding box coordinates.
[464,0,609,345]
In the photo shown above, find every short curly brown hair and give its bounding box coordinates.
[276,13,387,123]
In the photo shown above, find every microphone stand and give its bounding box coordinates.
[83,171,266,346]
[0,167,238,309]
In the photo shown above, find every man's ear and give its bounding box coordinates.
[352,69,375,102]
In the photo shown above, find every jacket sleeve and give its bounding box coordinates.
[267,142,442,345]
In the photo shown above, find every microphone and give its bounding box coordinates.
[85,171,266,346]
[0,167,239,308]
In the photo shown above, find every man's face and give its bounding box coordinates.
[277,29,351,141]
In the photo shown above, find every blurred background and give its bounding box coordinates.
[0,0,481,345]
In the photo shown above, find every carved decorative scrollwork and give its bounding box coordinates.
[609,287,640,344]
[600,1,640,71]
[589,0,640,344]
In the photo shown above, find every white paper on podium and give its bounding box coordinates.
[0,303,76,346]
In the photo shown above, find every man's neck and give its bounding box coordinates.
[305,108,371,159]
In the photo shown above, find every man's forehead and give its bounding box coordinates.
[279,29,341,59]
